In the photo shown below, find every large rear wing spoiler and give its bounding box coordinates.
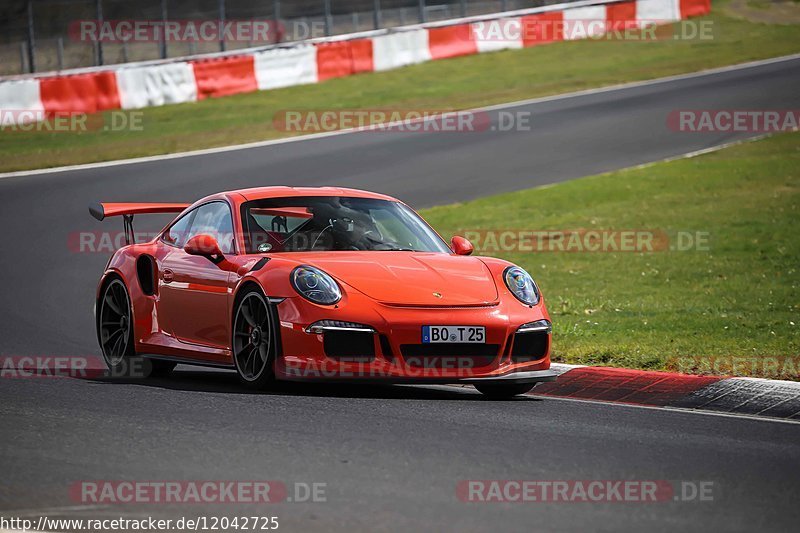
[89,202,190,245]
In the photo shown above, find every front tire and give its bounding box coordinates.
[474,382,537,399]
[232,286,277,389]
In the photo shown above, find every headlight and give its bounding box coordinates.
[291,266,342,305]
[503,266,540,306]
[518,319,551,333]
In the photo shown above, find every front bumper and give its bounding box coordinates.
[460,369,558,384]
[277,367,559,385]
[272,293,555,384]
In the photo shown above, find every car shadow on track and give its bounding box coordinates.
[84,366,542,402]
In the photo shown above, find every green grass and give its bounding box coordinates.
[420,133,800,379]
[746,0,771,10]
[2,2,800,172]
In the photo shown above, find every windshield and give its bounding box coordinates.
[241,196,450,253]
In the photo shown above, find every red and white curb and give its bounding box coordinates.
[534,363,800,420]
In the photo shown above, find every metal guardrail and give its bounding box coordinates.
[2,0,592,77]
[1,0,624,81]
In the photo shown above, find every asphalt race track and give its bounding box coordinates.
[1,56,800,532]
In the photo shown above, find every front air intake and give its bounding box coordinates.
[323,331,376,361]
[510,332,549,362]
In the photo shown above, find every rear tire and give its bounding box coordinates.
[232,286,277,389]
[98,277,177,379]
[474,382,537,399]
[98,278,141,378]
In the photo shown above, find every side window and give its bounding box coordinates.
[161,210,195,248]
[186,202,235,254]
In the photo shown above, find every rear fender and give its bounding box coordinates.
[97,245,161,352]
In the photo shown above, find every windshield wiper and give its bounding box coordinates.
[377,246,417,251]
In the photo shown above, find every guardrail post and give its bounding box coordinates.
[159,0,168,59]
[26,0,36,73]
[19,42,27,74]
[273,0,282,43]
[95,0,104,65]
[418,0,426,23]
[218,0,227,52]
[57,37,64,70]
[373,0,382,29]
[460,0,467,18]
[324,0,333,36]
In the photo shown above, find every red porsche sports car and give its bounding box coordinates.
[90,187,555,398]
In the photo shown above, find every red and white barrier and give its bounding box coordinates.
[522,11,565,46]
[680,0,712,18]
[0,79,44,122]
[472,18,524,52]
[191,55,258,100]
[116,62,197,109]
[372,29,432,71]
[40,71,121,115]
[638,0,681,22]
[0,0,711,125]
[563,6,608,40]
[607,1,639,31]
[315,39,374,81]
[255,45,318,90]
[429,24,478,60]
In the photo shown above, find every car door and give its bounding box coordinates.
[158,201,236,349]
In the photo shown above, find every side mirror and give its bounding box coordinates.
[184,234,224,263]
[451,236,474,256]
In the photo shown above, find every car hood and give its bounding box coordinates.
[303,252,499,306]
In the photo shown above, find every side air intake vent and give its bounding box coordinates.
[136,255,156,296]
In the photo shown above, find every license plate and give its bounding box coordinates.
[422,326,485,343]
